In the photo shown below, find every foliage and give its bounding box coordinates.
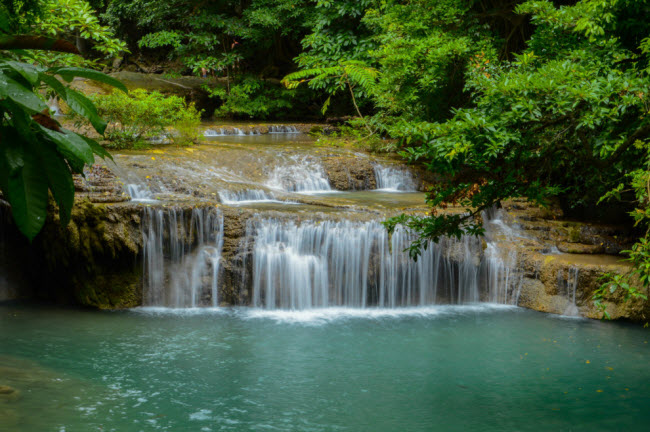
[89,89,201,148]
[35,0,127,62]
[209,76,295,119]
[4,0,127,68]
[386,0,650,257]
[283,60,379,132]
[363,0,498,124]
[595,141,650,317]
[295,0,376,92]
[0,6,124,239]
[105,0,313,76]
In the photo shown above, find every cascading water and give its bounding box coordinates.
[204,127,261,137]
[481,209,526,304]
[268,125,299,134]
[266,155,332,193]
[127,183,155,202]
[47,96,62,116]
[218,189,290,204]
[244,218,493,310]
[142,206,224,307]
[561,267,580,316]
[374,165,417,191]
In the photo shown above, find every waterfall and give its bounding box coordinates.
[47,96,62,116]
[561,267,580,316]
[245,218,483,309]
[266,156,332,193]
[218,190,290,204]
[374,165,417,191]
[136,206,534,310]
[204,128,227,137]
[127,183,155,202]
[204,127,261,137]
[142,206,224,307]
[480,209,526,304]
[268,125,299,134]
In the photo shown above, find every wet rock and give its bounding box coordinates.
[557,242,605,254]
[73,165,130,204]
[321,156,376,190]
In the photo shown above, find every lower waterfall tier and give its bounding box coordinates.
[141,208,524,309]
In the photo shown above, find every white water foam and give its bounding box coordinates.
[127,183,156,202]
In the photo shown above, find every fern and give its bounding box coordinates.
[282,60,379,133]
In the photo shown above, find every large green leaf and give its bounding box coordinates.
[79,134,113,161]
[63,88,107,134]
[7,141,50,240]
[1,61,40,85]
[0,73,47,113]
[38,126,95,168]
[34,140,75,225]
[52,67,127,93]
[39,73,70,102]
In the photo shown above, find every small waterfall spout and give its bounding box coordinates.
[142,206,225,307]
[47,96,62,116]
[268,125,299,134]
[127,183,155,202]
[374,165,417,191]
[245,219,482,309]
[204,127,261,137]
[266,156,331,193]
[561,267,580,316]
[219,189,290,204]
[481,208,526,304]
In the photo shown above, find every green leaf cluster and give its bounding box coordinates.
[0,60,123,239]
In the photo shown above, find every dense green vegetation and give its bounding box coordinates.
[2,0,650,306]
[89,89,201,148]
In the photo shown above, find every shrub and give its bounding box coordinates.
[90,89,202,148]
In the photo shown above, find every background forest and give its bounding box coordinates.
[2,0,650,303]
